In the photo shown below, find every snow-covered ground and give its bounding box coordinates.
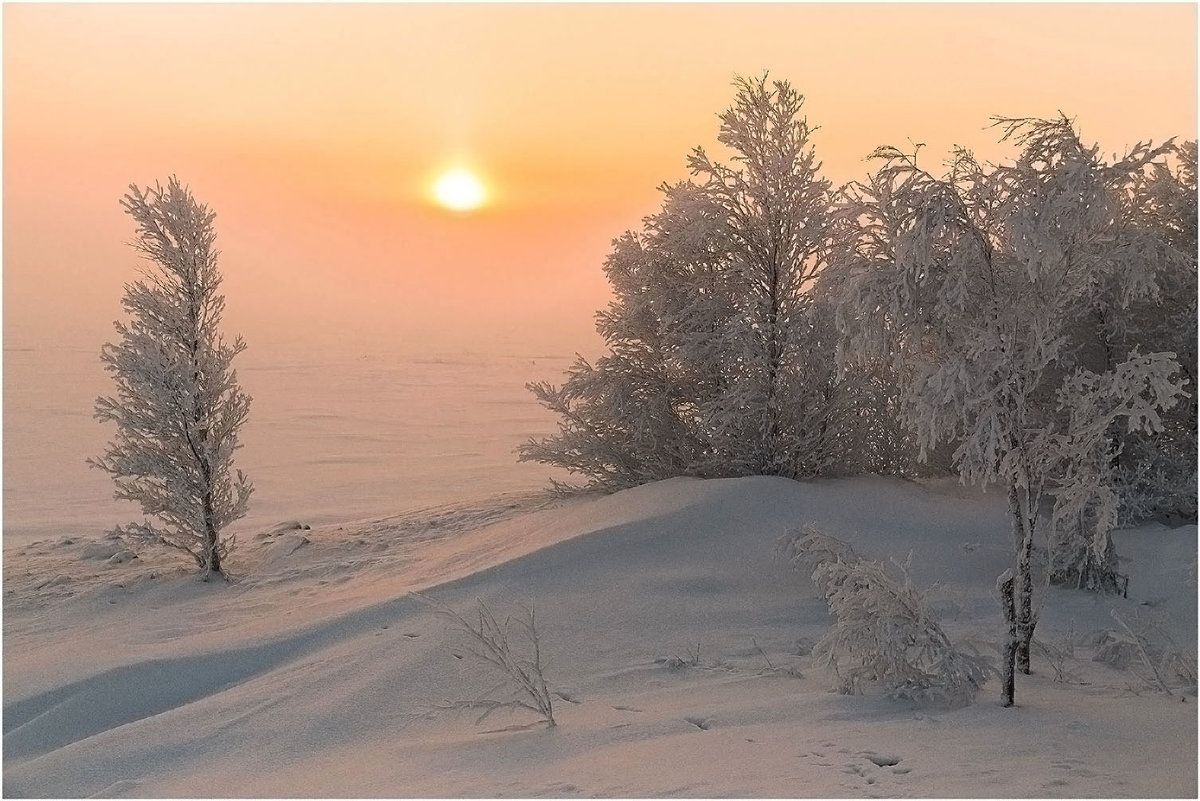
[3,476,1195,797]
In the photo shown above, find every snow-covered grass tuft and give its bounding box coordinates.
[1101,608,1197,696]
[780,525,991,706]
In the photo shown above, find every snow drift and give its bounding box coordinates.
[3,477,1195,797]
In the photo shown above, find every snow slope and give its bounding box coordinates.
[3,477,1196,797]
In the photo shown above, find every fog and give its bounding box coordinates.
[4,2,1194,542]
[4,344,573,544]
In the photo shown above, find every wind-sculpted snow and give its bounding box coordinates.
[6,640,311,762]
[4,478,1196,797]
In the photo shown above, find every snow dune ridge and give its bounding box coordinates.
[3,476,1195,797]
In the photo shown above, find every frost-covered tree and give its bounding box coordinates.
[831,117,1186,705]
[1092,141,1198,523]
[90,177,252,578]
[522,75,901,487]
[520,188,721,491]
[683,76,833,476]
[1048,354,1184,590]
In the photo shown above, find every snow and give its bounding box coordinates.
[4,476,1195,797]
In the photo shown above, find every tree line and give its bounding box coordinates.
[518,76,1195,705]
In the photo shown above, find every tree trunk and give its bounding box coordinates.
[762,305,781,476]
[761,234,783,477]
[203,489,220,578]
[1017,558,1034,673]
[1017,495,1036,674]
[998,569,1017,707]
[1009,486,1036,675]
[190,318,226,580]
[1008,487,1022,550]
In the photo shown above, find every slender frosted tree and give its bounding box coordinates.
[831,117,1186,705]
[684,75,833,476]
[91,177,252,579]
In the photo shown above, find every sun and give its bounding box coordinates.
[432,168,487,211]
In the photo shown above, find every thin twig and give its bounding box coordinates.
[413,593,556,727]
[1110,610,1173,696]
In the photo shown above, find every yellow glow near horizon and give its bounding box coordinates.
[3,3,1194,353]
[432,168,487,211]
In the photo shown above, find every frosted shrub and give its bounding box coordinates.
[781,526,990,705]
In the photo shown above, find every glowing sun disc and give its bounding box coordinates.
[433,168,487,211]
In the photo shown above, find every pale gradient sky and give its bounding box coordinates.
[4,3,1197,356]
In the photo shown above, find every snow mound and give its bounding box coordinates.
[4,477,1195,797]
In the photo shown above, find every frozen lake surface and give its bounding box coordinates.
[3,345,571,544]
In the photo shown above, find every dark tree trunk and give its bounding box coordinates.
[1017,500,1036,674]
[998,569,1017,707]
[203,489,220,577]
[190,319,222,580]
[1009,486,1036,675]
[762,281,782,475]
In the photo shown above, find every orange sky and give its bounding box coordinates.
[4,3,1197,356]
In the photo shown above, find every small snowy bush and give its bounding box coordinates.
[780,525,990,705]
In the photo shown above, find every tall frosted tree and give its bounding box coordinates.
[831,117,1186,706]
[91,177,252,579]
[522,76,900,487]
[683,76,833,476]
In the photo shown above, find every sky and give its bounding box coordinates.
[4,3,1197,357]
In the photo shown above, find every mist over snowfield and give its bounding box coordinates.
[3,3,1196,795]
[3,345,571,544]
[4,476,1195,797]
